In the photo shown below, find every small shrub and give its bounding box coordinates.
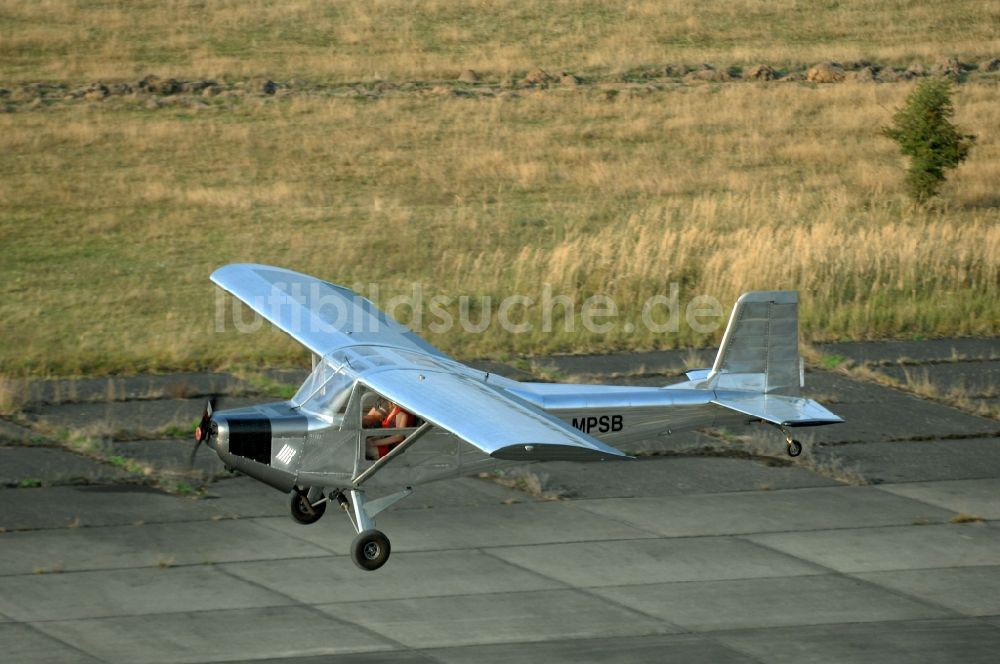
[882,78,976,202]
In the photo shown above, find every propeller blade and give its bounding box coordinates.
[188,438,204,468]
[190,397,218,469]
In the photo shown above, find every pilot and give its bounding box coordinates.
[363,398,415,459]
[362,396,391,428]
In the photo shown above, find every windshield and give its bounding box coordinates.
[292,362,355,421]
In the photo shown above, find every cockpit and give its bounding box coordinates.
[290,344,452,425]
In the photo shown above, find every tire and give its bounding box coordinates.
[351,529,391,571]
[290,491,326,525]
[787,440,803,457]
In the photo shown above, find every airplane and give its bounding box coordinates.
[193,264,843,571]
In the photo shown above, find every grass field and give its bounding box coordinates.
[2,0,998,82]
[1,1,998,376]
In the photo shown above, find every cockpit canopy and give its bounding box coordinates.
[291,361,354,422]
[291,344,459,423]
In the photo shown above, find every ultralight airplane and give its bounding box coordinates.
[193,264,843,570]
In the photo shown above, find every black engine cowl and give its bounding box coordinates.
[219,416,272,465]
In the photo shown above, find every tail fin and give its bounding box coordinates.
[707,291,801,395]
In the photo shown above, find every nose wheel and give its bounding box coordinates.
[351,529,391,571]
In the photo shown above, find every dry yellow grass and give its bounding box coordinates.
[841,364,1000,420]
[1,80,997,374]
[1,2,997,375]
[950,513,985,524]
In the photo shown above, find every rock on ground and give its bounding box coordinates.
[746,64,778,81]
[521,67,556,86]
[980,58,1000,72]
[137,75,181,95]
[248,77,278,95]
[847,66,879,83]
[559,72,581,86]
[807,62,846,83]
[932,57,965,78]
[684,65,732,83]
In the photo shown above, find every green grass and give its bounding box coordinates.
[237,373,300,400]
[106,454,147,474]
[172,482,196,496]
[821,354,848,370]
[161,424,198,440]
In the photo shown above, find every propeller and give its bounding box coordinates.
[190,397,217,469]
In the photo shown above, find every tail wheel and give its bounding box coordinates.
[351,529,391,571]
[290,491,326,525]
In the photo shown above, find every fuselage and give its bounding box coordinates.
[206,378,742,494]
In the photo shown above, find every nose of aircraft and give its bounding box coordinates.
[211,413,273,463]
[194,399,215,442]
[209,415,230,453]
[193,419,215,445]
[191,402,306,470]
[190,399,219,467]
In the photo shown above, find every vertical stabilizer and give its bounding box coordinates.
[708,291,800,395]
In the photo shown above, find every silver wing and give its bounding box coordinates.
[360,366,629,461]
[211,263,448,359]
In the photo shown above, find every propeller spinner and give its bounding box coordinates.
[190,398,217,468]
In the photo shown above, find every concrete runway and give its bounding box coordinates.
[1,338,999,663]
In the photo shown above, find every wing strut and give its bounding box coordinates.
[352,421,434,487]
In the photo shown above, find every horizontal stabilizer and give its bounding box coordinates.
[685,368,712,382]
[712,394,843,427]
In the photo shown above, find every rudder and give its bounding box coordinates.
[707,291,800,395]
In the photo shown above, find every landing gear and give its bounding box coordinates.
[786,439,802,457]
[331,487,412,571]
[351,529,391,570]
[289,488,327,524]
[769,424,803,458]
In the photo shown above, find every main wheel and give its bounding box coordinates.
[290,491,326,525]
[351,529,391,571]
[787,440,803,457]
